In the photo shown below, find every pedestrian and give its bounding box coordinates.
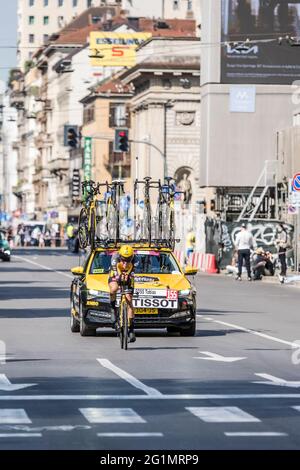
[275,223,288,283]
[66,222,74,250]
[185,227,196,264]
[252,247,266,281]
[235,222,255,281]
[18,224,25,247]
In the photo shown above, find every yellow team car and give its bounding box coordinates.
[70,246,198,337]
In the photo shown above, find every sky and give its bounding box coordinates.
[0,0,17,83]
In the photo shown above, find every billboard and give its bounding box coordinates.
[89,32,152,67]
[221,0,300,84]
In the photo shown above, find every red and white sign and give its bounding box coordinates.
[167,289,178,300]
[292,173,300,192]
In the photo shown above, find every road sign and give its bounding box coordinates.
[292,173,300,191]
[288,204,299,215]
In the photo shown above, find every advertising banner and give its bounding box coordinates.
[221,0,300,84]
[89,32,152,67]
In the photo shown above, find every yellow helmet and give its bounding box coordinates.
[119,245,134,260]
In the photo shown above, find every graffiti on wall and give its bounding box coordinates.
[205,218,294,268]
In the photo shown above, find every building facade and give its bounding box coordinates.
[200,0,295,221]
[17,0,122,69]
[119,37,201,203]
[122,0,201,22]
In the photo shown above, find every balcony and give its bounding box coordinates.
[35,133,53,148]
[10,90,25,110]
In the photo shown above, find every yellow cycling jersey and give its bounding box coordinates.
[109,253,135,278]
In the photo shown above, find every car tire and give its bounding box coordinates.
[179,321,196,337]
[79,302,96,337]
[3,256,10,262]
[70,302,80,333]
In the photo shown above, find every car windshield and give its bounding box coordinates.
[90,251,180,275]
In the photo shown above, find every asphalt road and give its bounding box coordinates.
[1,248,300,450]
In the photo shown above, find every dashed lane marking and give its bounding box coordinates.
[80,408,146,424]
[198,315,299,349]
[14,255,73,280]
[97,433,163,438]
[225,432,288,437]
[0,409,31,424]
[186,406,260,423]
[0,433,42,438]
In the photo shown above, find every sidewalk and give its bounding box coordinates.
[221,269,300,287]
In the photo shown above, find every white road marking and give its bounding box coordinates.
[194,352,246,362]
[1,393,300,401]
[186,406,260,423]
[0,409,31,424]
[254,374,300,388]
[0,375,36,392]
[0,425,91,432]
[97,359,162,397]
[80,408,146,424]
[225,432,288,437]
[97,433,163,437]
[0,433,42,438]
[199,316,299,349]
[14,255,73,279]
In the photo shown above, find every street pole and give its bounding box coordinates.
[88,134,166,179]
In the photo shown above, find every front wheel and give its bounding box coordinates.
[70,308,80,333]
[179,321,196,337]
[119,303,128,350]
[89,208,96,250]
[79,302,96,337]
[78,208,89,249]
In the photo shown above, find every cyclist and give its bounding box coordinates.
[109,245,136,343]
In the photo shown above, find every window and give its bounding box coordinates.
[173,0,179,10]
[83,104,95,125]
[29,16,34,25]
[29,0,34,6]
[187,0,193,11]
[58,0,63,6]
[58,16,64,27]
[44,0,48,5]
[92,15,101,24]
[43,34,49,43]
[87,0,93,7]
[109,103,129,128]
[29,34,35,43]
[73,0,78,6]
[43,16,49,25]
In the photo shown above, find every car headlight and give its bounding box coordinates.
[179,289,191,296]
[4,250,10,255]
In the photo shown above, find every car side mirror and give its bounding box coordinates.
[71,266,84,276]
[184,266,198,276]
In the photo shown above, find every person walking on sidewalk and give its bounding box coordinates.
[275,223,288,283]
[235,223,255,281]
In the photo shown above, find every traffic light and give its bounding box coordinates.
[114,128,129,153]
[72,169,80,200]
[64,125,79,148]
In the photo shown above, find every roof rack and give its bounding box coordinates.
[93,238,180,250]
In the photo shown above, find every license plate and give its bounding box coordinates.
[135,308,158,315]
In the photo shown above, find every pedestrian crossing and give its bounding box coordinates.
[0,405,298,439]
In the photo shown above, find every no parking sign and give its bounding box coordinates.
[292,173,300,192]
